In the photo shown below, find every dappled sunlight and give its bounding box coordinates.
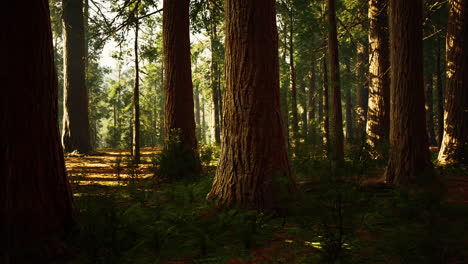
[65,147,161,186]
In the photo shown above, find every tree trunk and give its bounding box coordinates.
[425,75,437,146]
[300,83,308,139]
[327,0,345,167]
[62,0,91,154]
[356,41,368,141]
[323,57,330,154]
[308,61,317,143]
[345,59,354,143]
[436,41,444,146]
[163,0,198,150]
[366,0,390,158]
[132,8,141,163]
[289,10,299,142]
[1,2,76,262]
[207,0,295,210]
[384,0,432,184]
[438,0,468,165]
[211,22,221,145]
[195,84,202,142]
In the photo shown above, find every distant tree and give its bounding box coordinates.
[425,75,437,146]
[1,1,76,261]
[438,0,468,165]
[327,0,345,167]
[62,0,92,154]
[132,2,141,163]
[162,0,199,174]
[384,0,432,184]
[366,0,390,158]
[207,0,295,210]
[322,57,330,154]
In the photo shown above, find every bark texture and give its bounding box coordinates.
[1,1,76,261]
[163,0,197,150]
[438,0,468,165]
[62,0,92,154]
[207,0,295,210]
[384,0,432,184]
[366,0,390,158]
[327,0,345,167]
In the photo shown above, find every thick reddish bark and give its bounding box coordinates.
[438,0,468,165]
[1,1,76,261]
[384,0,432,184]
[62,0,92,154]
[366,0,390,158]
[327,0,345,167]
[207,0,295,210]
[163,0,197,150]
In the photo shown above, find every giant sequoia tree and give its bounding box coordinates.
[384,0,432,184]
[163,0,197,148]
[366,0,390,158]
[327,0,345,167]
[62,0,92,154]
[1,1,75,261]
[438,0,468,165]
[207,0,295,210]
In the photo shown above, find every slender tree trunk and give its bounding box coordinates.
[207,0,295,210]
[1,2,76,261]
[195,84,201,142]
[323,57,330,154]
[289,10,299,142]
[163,0,197,148]
[367,0,390,158]
[384,0,432,184]
[436,41,444,146]
[356,41,368,141]
[62,0,91,154]
[438,0,468,165]
[344,59,354,143]
[327,0,345,167]
[300,83,308,139]
[425,75,437,146]
[211,22,221,145]
[132,8,141,163]
[308,61,317,143]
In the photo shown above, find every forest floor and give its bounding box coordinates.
[64,148,468,264]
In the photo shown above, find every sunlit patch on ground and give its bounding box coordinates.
[65,147,161,186]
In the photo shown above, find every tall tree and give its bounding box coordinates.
[211,21,221,145]
[384,0,432,184]
[327,0,345,167]
[438,0,468,165]
[1,1,76,261]
[163,0,199,173]
[355,41,368,141]
[62,0,92,154]
[322,57,330,153]
[436,41,444,146]
[289,6,299,142]
[366,0,390,158]
[425,75,437,146]
[207,0,295,210]
[132,3,141,163]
